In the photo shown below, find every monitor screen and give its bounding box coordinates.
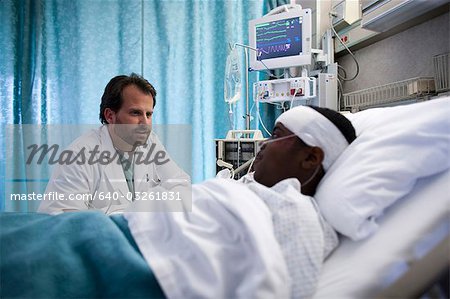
[256,17,303,61]
[249,8,312,70]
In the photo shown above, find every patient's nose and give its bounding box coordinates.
[258,140,266,149]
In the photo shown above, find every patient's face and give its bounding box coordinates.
[253,123,308,187]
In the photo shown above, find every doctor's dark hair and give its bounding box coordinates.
[99,73,157,124]
[308,105,357,144]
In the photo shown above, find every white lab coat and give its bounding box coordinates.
[38,126,190,215]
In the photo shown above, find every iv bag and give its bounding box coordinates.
[224,47,242,104]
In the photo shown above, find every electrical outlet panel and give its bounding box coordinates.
[255,77,317,103]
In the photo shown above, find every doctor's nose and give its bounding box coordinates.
[138,115,152,125]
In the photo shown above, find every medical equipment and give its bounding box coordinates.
[248,5,321,107]
[331,0,362,32]
[224,46,242,105]
[248,6,312,71]
[215,130,264,179]
[254,76,316,103]
[224,45,244,130]
[216,157,255,180]
[343,77,436,112]
[433,52,449,93]
[216,159,233,170]
[247,4,338,109]
[216,3,345,178]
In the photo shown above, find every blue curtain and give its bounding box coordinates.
[0,0,292,211]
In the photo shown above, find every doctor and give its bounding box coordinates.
[38,74,190,214]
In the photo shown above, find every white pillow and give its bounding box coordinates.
[315,97,450,240]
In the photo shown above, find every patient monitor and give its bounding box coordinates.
[249,7,312,70]
[248,6,324,107]
[216,5,336,178]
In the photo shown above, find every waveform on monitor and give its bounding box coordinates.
[256,28,287,35]
[257,23,286,32]
[257,34,287,42]
[258,43,291,56]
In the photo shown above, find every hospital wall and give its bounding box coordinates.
[337,11,450,94]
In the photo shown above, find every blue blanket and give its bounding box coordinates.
[0,211,165,298]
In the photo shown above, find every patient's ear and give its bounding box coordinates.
[301,147,324,169]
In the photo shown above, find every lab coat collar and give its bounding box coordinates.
[99,126,130,199]
[99,126,154,196]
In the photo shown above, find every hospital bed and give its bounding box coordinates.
[1,97,448,299]
[313,96,450,298]
[314,169,449,298]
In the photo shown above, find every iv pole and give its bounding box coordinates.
[233,2,299,130]
[233,43,259,130]
[245,47,250,130]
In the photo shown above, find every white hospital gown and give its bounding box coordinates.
[241,174,339,298]
[125,177,338,299]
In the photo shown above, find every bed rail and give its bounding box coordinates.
[375,235,450,298]
[433,52,450,93]
[343,77,436,112]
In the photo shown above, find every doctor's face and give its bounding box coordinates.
[106,84,154,147]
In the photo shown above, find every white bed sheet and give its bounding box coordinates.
[313,169,450,298]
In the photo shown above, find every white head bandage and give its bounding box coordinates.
[276,106,349,171]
